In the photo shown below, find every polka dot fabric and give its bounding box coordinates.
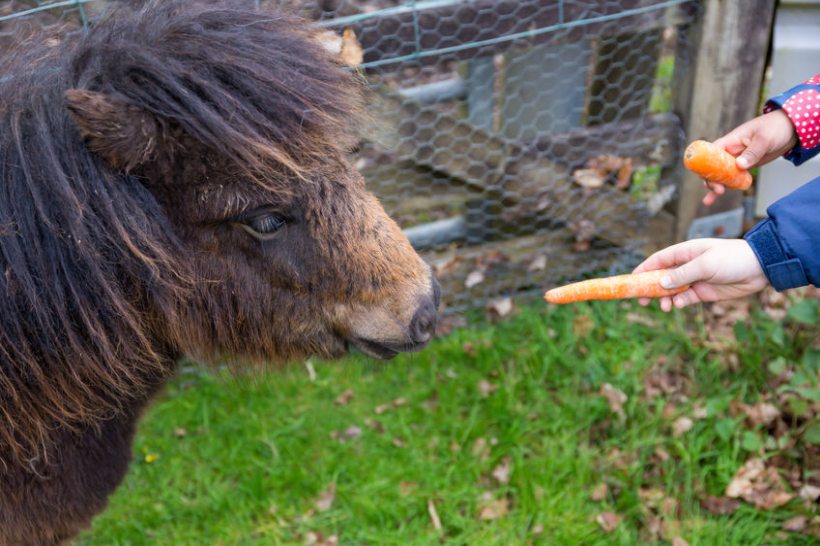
[764,74,820,166]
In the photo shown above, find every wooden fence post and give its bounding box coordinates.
[674,0,776,241]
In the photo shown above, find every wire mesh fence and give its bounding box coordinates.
[0,0,703,314]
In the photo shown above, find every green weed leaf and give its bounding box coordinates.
[767,357,787,376]
[741,431,762,452]
[803,422,820,446]
[786,301,817,326]
[715,418,736,441]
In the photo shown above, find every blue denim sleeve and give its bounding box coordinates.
[744,176,820,290]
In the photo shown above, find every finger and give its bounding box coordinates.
[672,288,701,309]
[707,183,725,195]
[702,183,725,206]
[712,132,748,155]
[662,257,712,290]
[702,190,716,207]
[735,135,768,170]
[638,297,651,306]
[633,240,713,275]
[659,296,673,313]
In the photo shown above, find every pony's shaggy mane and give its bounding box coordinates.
[0,0,363,467]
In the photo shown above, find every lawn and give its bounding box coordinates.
[76,290,819,545]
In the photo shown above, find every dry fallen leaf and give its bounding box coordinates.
[662,496,680,517]
[672,416,694,437]
[625,312,659,328]
[783,515,808,532]
[314,483,336,513]
[334,389,354,406]
[726,458,794,510]
[478,379,498,398]
[573,168,606,189]
[662,403,678,420]
[638,487,665,506]
[591,482,609,501]
[699,495,740,515]
[588,154,628,172]
[399,481,418,497]
[474,249,510,270]
[462,342,477,357]
[465,269,485,289]
[572,314,595,338]
[305,532,339,546]
[615,158,634,190]
[427,499,442,530]
[654,446,671,462]
[392,437,407,448]
[374,403,391,415]
[436,314,467,336]
[330,426,361,443]
[600,383,628,419]
[433,255,463,279]
[799,484,820,502]
[486,297,514,320]
[692,404,708,420]
[491,456,512,485]
[364,418,384,433]
[741,402,781,427]
[472,437,491,461]
[478,494,509,520]
[596,511,621,533]
[606,447,634,470]
[343,426,362,440]
[671,537,689,546]
[528,254,548,272]
[569,219,597,253]
[643,365,688,400]
[644,514,663,541]
[726,458,765,498]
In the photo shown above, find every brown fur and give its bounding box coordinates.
[0,2,438,544]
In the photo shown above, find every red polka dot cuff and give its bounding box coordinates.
[764,74,820,166]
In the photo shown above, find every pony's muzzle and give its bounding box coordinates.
[409,276,440,345]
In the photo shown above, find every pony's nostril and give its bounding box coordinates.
[410,297,438,344]
[432,276,442,309]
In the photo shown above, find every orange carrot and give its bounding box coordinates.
[543,269,688,304]
[683,140,752,190]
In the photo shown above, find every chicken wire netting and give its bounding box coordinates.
[1,0,702,314]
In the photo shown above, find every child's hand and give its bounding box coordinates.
[702,110,797,206]
[633,239,768,312]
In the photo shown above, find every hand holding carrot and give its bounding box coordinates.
[632,239,769,312]
[699,110,797,206]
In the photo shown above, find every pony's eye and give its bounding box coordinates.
[249,214,286,234]
[237,210,287,240]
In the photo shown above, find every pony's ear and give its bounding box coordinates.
[65,89,167,172]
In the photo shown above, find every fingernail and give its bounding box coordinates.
[660,276,674,289]
[737,156,749,169]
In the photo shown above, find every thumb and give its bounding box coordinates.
[660,259,708,289]
[735,136,768,169]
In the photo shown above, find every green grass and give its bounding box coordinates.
[76,296,818,545]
